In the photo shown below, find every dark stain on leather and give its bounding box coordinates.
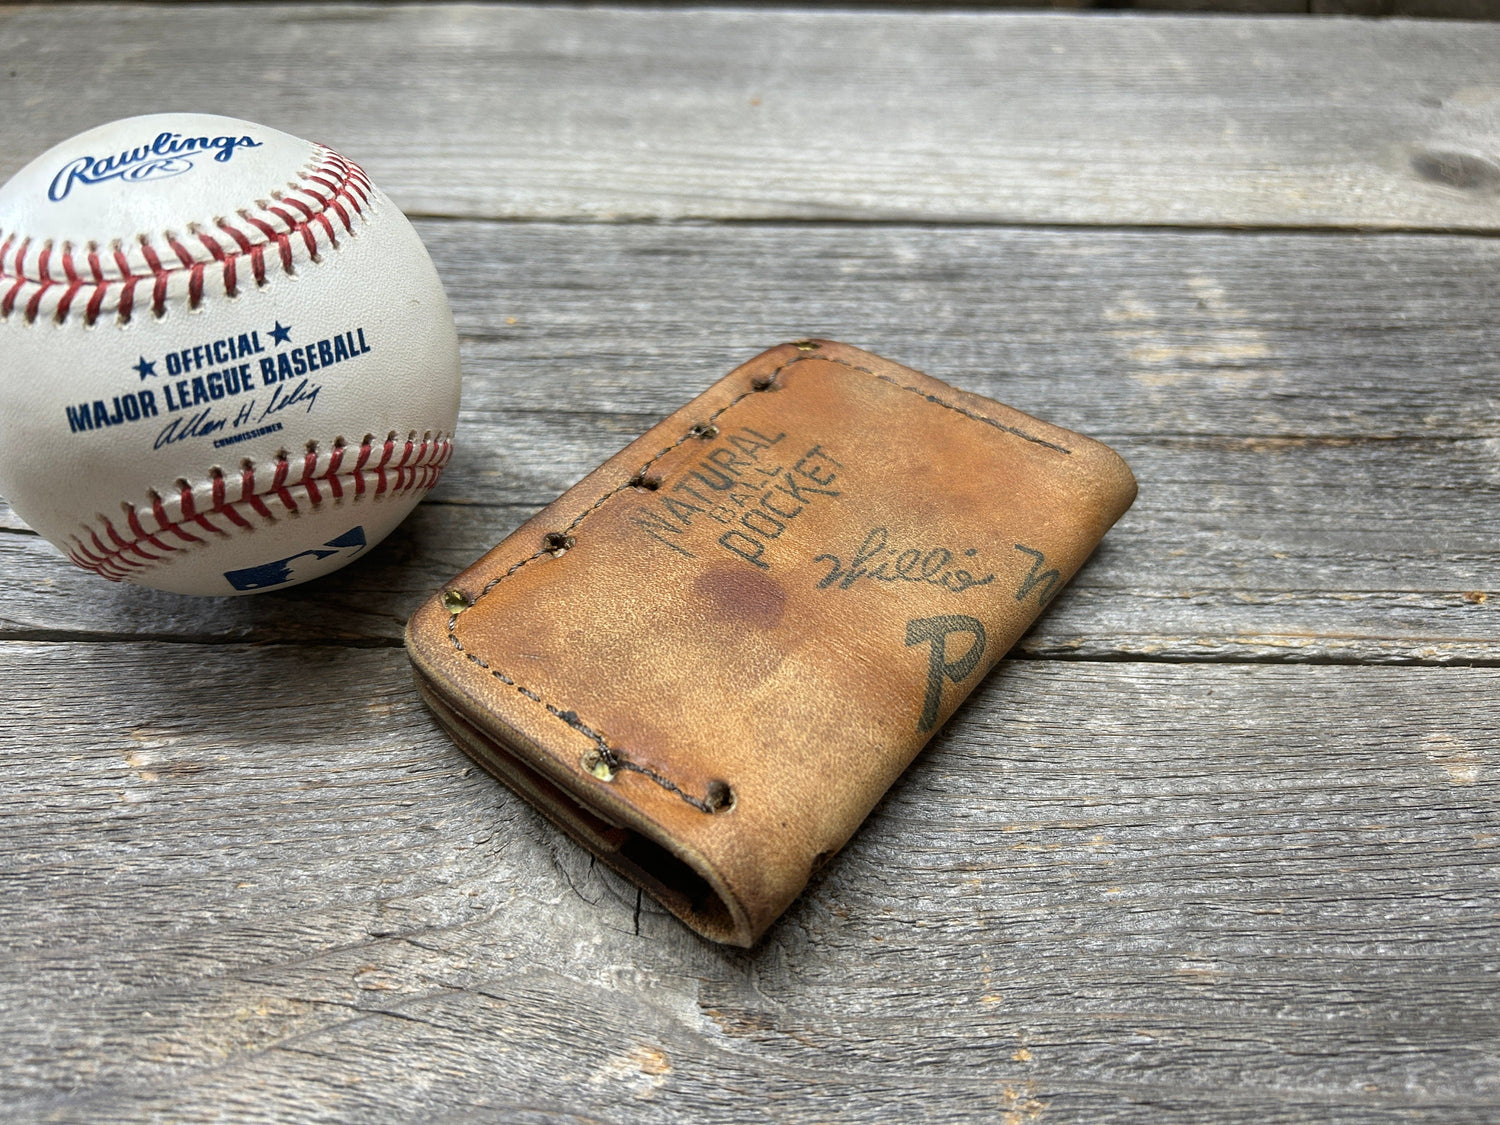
[693,566,787,631]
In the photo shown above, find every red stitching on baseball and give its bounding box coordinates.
[0,146,369,326]
[55,281,82,323]
[67,434,453,582]
[218,221,254,254]
[151,490,203,546]
[167,235,194,269]
[24,283,48,322]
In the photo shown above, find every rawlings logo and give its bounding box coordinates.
[48,131,263,202]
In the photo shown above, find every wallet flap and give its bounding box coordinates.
[407,340,1136,946]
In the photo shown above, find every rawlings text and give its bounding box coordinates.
[48,131,263,202]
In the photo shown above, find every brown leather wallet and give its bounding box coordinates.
[406,341,1136,946]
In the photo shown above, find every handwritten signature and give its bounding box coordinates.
[815,526,996,594]
[259,378,320,422]
[152,378,320,449]
[154,407,227,449]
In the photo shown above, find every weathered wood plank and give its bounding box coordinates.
[1,642,1494,1121]
[2,6,1500,229]
[1,4,1494,1122]
[1,223,1494,661]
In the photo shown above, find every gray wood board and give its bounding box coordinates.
[1,641,1495,1122]
[1,222,1495,662]
[3,5,1500,229]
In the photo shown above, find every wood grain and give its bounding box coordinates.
[2,222,1494,662]
[2,5,1500,229]
[2,6,1498,1122]
[1,642,1495,1123]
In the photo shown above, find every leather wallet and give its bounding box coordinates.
[406,341,1136,946]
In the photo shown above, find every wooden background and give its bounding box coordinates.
[1,5,1497,1122]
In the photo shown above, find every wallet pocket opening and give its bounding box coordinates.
[413,674,738,943]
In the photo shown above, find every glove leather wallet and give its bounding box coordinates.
[406,341,1136,946]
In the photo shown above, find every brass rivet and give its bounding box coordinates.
[583,751,615,781]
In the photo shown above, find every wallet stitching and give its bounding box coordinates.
[445,349,1071,814]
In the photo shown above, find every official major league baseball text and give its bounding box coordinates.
[0,113,463,595]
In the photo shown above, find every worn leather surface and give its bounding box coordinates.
[406,341,1137,946]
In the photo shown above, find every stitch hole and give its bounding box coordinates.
[689,423,719,440]
[582,751,616,782]
[751,373,777,391]
[305,439,319,454]
[542,531,576,553]
[629,473,661,491]
[704,780,734,813]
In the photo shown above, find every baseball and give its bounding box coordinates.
[0,113,462,595]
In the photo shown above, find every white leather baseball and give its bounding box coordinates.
[0,113,461,595]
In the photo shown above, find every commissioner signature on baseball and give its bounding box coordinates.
[258,378,321,422]
[153,378,322,450]
[154,407,230,448]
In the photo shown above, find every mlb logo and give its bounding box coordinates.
[223,526,367,591]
